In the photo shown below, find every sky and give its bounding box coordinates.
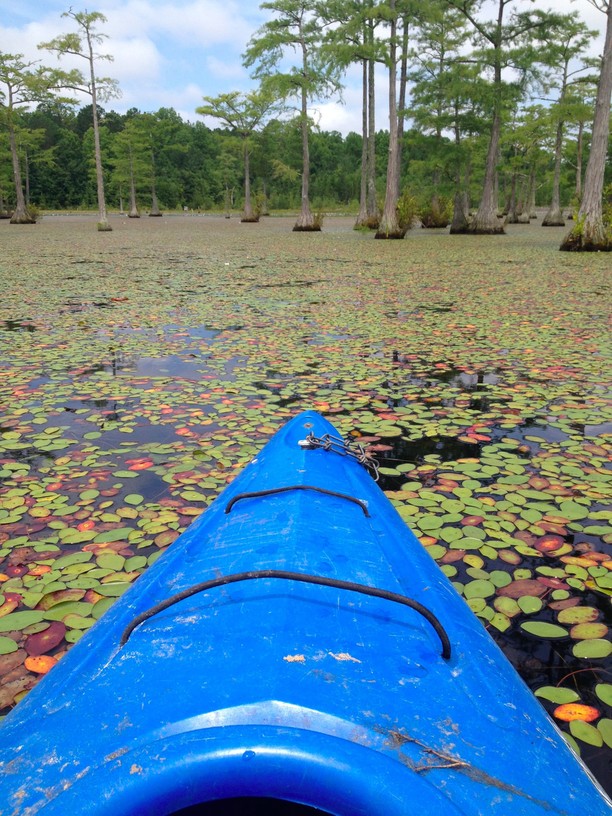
[0,0,607,136]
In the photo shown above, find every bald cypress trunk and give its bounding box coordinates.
[561,6,612,251]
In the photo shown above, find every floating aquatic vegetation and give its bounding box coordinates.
[0,215,610,787]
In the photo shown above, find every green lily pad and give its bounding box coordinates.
[535,686,580,704]
[517,596,543,614]
[0,637,18,655]
[595,684,612,706]
[464,579,495,600]
[598,719,612,749]
[558,501,589,521]
[520,621,568,639]
[0,611,44,632]
[569,720,603,747]
[557,606,600,625]
[572,639,612,659]
[93,528,133,544]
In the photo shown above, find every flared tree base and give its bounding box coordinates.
[354,215,380,231]
[374,229,407,239]
[9,213,36,225]
[97,221,113,232]
[468,223,505,235]
[542,209,565,227]
[421,216,450,229]
[560,221,612,251]
[241,215,260,223]
[293,224,321,232]
[149,212,163,217]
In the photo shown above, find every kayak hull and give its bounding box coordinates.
[0,411,609,815]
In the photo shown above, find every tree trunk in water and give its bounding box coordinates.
[575,121,584,206]
[561,5,612,251]
[376,2,405,239]
[542,120,565,225]
[25,150,30,206]
[528,166,537,218]
[470,2,505,236]
[517,175,531,223]
[395,15,409,198]
[293,59,317,231]
[504,172,518,223]
[450,190,470,233]
[355,58,369,229]
[366,39,378,226]
[450,114,470,234]
[469,108,504,233]
[0,188,9,217]
[241,141,258,222]
[87,28,111,231]
[150,150,162,216]
[9,121,34,224]
[128,150,140,218]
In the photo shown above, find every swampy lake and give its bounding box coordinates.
[0,213,610,791]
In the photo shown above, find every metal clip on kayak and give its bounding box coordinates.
[299,432,380,480]
[120,569,451,660]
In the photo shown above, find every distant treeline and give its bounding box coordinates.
[2,102,605,217]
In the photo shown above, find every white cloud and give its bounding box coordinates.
[110,37,163,83]
[204,55,251,83]
[1,0,607,135]
[103,0,261,49]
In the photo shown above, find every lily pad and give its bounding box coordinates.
[599,719,612,749]
[569,622,609,641]
[24,621,66,655]
[520,621,568,639]
[535,686,580,705]
[557,606,599,625]
[595,684,612,707]
[0,637,18,655]
[569,720,603,747]
[0,611,44,632]
[572,639,612,659]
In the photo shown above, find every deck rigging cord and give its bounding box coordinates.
[298,431,380,480]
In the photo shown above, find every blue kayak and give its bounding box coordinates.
[0,411,610,815]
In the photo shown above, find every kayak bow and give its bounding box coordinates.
[0,410,609,815]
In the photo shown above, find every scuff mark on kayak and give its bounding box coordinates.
[104,746,129,762]
[329,651,361,663]
[283,654,305,663]
[381,727,573,815]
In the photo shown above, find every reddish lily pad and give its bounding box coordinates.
[498,579,547,599]
[24,621,66,655]
[24,654,58,675]
[554,703,600,722]
[570,623,609,641]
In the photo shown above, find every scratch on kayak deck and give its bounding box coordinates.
[382,728,573,815]
[329,652,361,663]
[283,654,306,663]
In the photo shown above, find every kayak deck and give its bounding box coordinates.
[0,411,609,815]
